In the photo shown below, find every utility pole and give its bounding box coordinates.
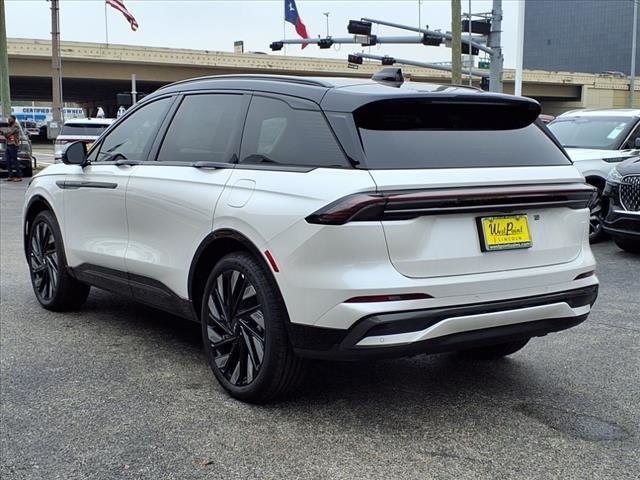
[631,0,638,108]
[514,0,525,96]
[467,0,472,86]
[488,0,503,92]
[0,0,11,118]
[51,0,62,124]
[451,0,462,84]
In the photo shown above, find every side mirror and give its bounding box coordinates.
[634,137,640,149]
[62,141,87,166]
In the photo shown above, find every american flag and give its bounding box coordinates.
[106,0,139,31]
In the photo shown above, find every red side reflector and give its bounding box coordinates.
[264,250,279,273]
[345,293,432,303]
[574,271,595,280]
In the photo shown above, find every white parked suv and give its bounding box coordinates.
[547,109,640,241]
[54,118,114,162]
[23,74,599,403]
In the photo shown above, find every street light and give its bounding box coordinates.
[323,12,330,37]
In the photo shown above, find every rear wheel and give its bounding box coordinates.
[27,211,90,310]
[201,252,305,403]
[459,339,530,359]
[613,236,640,253]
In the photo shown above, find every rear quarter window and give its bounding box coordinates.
[239,96,350,168]
[354,99,571,169]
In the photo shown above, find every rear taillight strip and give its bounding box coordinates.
[306,184,597,225]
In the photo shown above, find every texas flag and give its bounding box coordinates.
[284,0,310,49]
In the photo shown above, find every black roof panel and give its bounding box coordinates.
[152,74,538,113]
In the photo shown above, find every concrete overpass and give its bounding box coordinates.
[8,37,639,117]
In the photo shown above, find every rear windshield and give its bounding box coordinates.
[61,124,109,136]
[354,99,571,169]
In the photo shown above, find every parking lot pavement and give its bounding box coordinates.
[1,181,638,480]
[31,143,56,166]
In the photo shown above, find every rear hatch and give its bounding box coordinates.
[55,122,110,156]
[354,97,593,278]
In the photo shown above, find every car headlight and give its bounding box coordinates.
[607,167,624,184]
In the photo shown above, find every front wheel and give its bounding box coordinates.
[201,252,305,403]
[588,187,606,243]
[27,211,90,310]
[613,236,640,253]
[458,339,530,360]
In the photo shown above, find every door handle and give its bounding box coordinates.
[192,161,232,169]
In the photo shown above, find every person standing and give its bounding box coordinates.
[3,115,22,182]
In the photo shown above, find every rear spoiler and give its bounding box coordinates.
[353,95,541,131]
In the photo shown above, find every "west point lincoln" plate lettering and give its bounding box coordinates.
[477,215,533,252]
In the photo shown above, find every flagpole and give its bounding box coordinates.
[104,2,109,45]
[283,19,287,56]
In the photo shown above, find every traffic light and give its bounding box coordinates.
[422,33,443,46]
[381,56,396,66]
[269,41,284,51]
[462,43,480,55]
[348,20,372,36]
[348,54,363,64]
[318,38,333,49]
[461,19,491,36]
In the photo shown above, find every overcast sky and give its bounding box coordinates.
[5,0,520,67]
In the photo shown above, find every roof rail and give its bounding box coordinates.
[159,74,333,90]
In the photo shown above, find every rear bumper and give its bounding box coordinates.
[289,285,598,360]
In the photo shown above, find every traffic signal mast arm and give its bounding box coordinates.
[353,52,489,78]
[360,17,492,55]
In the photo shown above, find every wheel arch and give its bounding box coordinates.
[188,229,281,322]
[23,195,56,259]
[584,175,606,190]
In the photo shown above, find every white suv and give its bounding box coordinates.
[23,74,599,403]
[54,118,114,162]
[547,109,640,241]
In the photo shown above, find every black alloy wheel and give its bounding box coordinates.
[29,220,59,302]
[205,269,266,386]
[201,252,305,403]
[588,187,606,243]
[27,211,90,311]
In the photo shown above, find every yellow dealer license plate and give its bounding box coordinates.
[477,215,532,252]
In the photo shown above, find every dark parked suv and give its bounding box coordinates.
[0,119,34,177]
[603,156,640,252]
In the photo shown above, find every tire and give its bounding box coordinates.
[27,211,90,311]
[458,339,530,360]
[201,252,305,403]
[588,186,606,243]
[613,236,640,253]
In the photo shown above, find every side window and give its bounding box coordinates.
[96,97,171,162]
[239,96,349,168]
[623,123,640,150]
[86,141,100,163]
[157,94,245,163]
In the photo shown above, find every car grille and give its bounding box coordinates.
[620,175,640,212]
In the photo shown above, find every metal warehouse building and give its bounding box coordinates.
[524,0,639,76]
